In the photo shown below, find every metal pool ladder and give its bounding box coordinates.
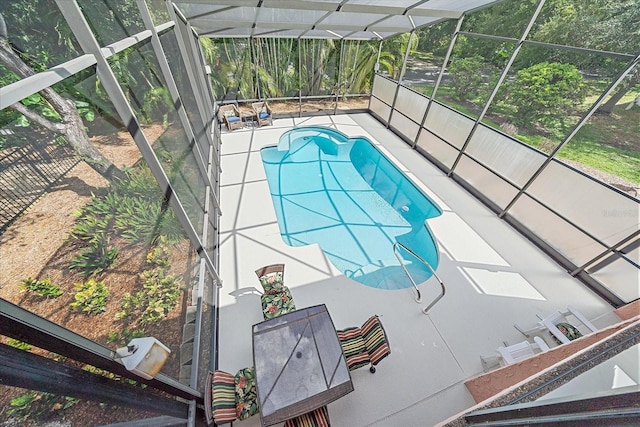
[392,242,446,315]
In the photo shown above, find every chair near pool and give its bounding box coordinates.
[252,101,273,127]
[219,103,242,131]
[255,263,297,319]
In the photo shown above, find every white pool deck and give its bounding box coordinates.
[215,112,621,427]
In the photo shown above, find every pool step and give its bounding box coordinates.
[349,260,432,290]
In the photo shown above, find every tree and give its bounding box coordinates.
[506,62,586,126]
[448,56,497,102]
[598,66,639,114]
[0,11,125,183]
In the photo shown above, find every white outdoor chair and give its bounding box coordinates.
[480,336,550,371]
[497,336,550,365]
[514,305,599,345]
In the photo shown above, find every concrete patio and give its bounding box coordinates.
[214,112,621,427]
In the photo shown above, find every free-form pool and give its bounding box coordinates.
[260,126,442,290]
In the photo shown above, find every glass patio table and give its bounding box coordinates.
[252,304,353,426]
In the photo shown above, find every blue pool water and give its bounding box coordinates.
[260,126,442,290]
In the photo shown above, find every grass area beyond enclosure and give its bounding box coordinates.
[412,83,640,186]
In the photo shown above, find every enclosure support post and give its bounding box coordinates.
[414,14,465,149]
[388,29,415,127]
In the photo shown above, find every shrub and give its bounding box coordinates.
[146,238,171,268]
[70,279,109,315]
[116,268,183,325]
[69,167,185,249]
[19,277,63,298]
[69,235,118,277]
[7,338,31,351]
[448,55,497,102]
[506,62,586,126]
[6,391,76,421]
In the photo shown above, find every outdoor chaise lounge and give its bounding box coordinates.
[283,405,330,427]
[337,315,391,373]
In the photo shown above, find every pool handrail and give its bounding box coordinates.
[392,241,446,315]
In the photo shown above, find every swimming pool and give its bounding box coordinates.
[260,126,442,290]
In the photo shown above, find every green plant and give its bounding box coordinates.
[448,55,496,102]
[116,268,183,325]
[19,277,63,298]
[506,62,586,126]
[69,235,118,277]
[7,338,31,351]
[7,391,38,420]
[140,86,172,124]
[70,279,109,315]
[106,328,146,345]
[146,238,171,268]
[107,330,119,343]
[6,391,77,421]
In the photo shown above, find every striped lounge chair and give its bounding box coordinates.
[336,326,371,371]
[361,315,391,373]
[337,315,390,373]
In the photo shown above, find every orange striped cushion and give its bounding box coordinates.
[283,406,330,427]
[361,315,390,366]
[212,370,236,423]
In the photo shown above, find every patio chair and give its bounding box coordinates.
[480,336,550,371]
[338,315,390,373]
[336,326,371,371]
[514,305,599,345]
[205,368,260,425]
[255,263,296,319]
[541,305,598,345]
[251,101,273,127]
[361,315,391,373]
[497,336,550,365]
[283,405,330,427]
[206,370,237,425]
[219,103,243,131]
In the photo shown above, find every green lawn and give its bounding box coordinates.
[408,83,640,185]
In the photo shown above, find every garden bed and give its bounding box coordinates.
[0,123,196,426]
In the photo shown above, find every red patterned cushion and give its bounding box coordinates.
[336,326,370,370]
[258,272,285,293]
[235,367,259,420]
[261,287,296,320]
[361,315,390,366]
[283,406,330,427]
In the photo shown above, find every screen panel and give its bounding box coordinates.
[395,86,428,124]
[416,131,458,171]
[466,125,546,188]
[424,102,474,149]
[454,155,520,210]
[527,161,639,248]
[509,194,609,266]
[371,75,397,106]
[390,111,419,142]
